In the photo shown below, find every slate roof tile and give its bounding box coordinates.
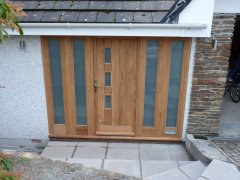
[134,12,153,23]
[54,1,73,9]
[107,1,124,10]
[60,11,80,22]
[23,11,45,22]
[37,1,56,9]
[12,0,177,23]
[71,1,90,10]
[115,12,134,23]
[41,11,62,22]
[89,1,106,10]
[97,12,116,22]
[140,1,159,11]
[123,1,141,10]
[78,11,98,22]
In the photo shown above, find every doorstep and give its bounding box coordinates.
[41,141,193,178]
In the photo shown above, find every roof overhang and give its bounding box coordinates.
[6,0,214,38]
[5,22,209,37]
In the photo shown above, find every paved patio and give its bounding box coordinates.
[41,141,192,178]
[219,95,240,138]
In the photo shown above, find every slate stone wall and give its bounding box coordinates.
[187,13,236,136]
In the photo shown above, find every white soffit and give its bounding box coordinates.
[6,0,214,37]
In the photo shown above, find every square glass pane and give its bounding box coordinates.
[143,40,159,127]
[166,41,184,127]
[105,72,111,86]
[48,39,65,124]
[105,95,112,109]
[105,48,111,63]
[73,40,87,125]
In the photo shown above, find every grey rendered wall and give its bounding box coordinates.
[0,36,49,139]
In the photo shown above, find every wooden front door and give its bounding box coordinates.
[94,38,138,136]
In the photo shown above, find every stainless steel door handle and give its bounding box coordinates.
[94,81,102,92]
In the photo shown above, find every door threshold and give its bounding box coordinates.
[49,134,182,142]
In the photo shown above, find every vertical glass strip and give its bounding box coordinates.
[48,39,65,124]
[105,48,111,63]
[166,41,184,127]
[73,40,87,125]
[105,72,111,86]
[143,40,159,127]
[105,95,112,109]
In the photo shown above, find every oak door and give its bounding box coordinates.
[94,38,138,136]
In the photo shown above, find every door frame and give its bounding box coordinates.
[42,36,191,141]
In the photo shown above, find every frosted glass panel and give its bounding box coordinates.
[166,41,184,127]
[143,40,159,127]
[105,95,111,109]
[105,72,111,86]
[48,39,65,124]
[73,40,87,125]
[105,48,111,63]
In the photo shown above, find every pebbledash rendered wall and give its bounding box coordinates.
[186,13,236,135]
[0,36,49,139]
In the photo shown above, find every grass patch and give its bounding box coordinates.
[0,153,21,180]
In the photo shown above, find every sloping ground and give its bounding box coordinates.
[212,140,240,168]
[11,153,139,180]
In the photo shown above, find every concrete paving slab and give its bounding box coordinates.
[41,146,75,158]
[145,168,190,180]
[68,158,103,169]
[141,160,178,178]
[201,159,240,180]
[77,142,107,147]
[108,142,138,149]
[178,161,194,167]
[179,161,206,179]
[107,148,139,160]
[139,143,169,149]
[73,147,106,159]
[140,148,174,160]
[168,144,186,151]
[103,159,141,178]
[48,141,77,147]
[170,149,191,161]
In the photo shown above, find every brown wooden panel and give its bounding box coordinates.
[159,38,171,137]
[76,125,88,135]
[176,38,192,137]
[96,39,105,126]
[125,40,137,128]
[118,40,127,126]
[54,124,66,135]
[105,87,112,95]
[104,64,112,72]
[111,39,119,126]
[85,37,95,136]
[64,37,77,135]
[135,38,146,137]
[41,37,54,135]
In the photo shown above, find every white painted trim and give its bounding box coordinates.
[5,23,210,37]
[182,38,196,141]
[19,23,207,29]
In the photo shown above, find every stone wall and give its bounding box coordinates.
[187,13,236,135]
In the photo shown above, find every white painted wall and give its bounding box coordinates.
[214,0,240,13]
[182,38,196,141]
[179,0,215,37]
[0,36,49,139]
